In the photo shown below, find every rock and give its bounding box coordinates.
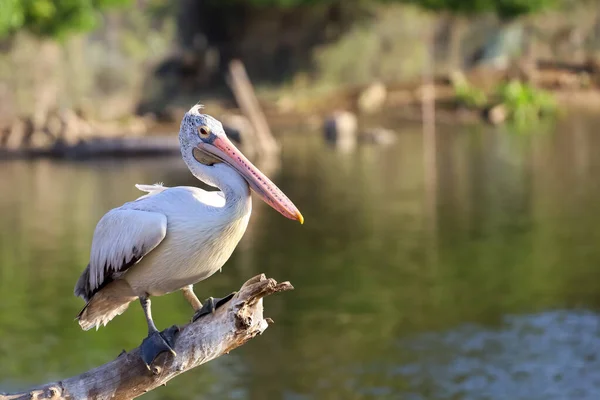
[0,125,10,147]
[360,127,397,146]
[126,117,148,136]
[357,82,387,114]
[323,110,357,151]
[27,129,54,150]
[44,108,97,145]
[485,104,508,125]
[45,111,63,139]
[76,117,93,139]
[60,109,85,145]
[4,117,33,150]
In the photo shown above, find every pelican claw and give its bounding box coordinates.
[140,325,178,369]
[192,292,236,322]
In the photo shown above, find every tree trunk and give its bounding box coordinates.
[447,15,466,72]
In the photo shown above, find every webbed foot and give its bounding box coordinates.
[140,325,179,369]
[192,292,236,322]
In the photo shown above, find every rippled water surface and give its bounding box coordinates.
[1,116,600,399]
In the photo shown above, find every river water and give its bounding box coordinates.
[1,116,600,399]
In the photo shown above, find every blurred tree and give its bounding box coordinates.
[0,0,131,39]
[203,0,558,72]
[393,0,558,71]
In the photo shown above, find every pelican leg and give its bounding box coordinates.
[139,295,178,369]
[192,292,237,322]
[182,285,202,311]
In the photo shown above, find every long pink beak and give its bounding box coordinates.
[197,136,304,224]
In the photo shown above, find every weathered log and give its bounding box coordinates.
[0,136,183,159]
[0,274,293,400]
[59,137,182,158]
[227,60,280,156]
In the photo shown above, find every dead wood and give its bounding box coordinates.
[0,274,293,400]
[227,60,280,156]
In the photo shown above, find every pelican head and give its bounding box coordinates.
[179,105,303,224]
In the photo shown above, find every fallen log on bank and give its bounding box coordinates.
[0,132,250,160]
[57,136,182,158]
[0,136,182,159]
[0,274,293,400]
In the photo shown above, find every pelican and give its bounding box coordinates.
[74,104,303,367]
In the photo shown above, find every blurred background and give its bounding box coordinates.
[2,0,600,399]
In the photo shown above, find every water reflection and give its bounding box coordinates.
[1,117,600,399]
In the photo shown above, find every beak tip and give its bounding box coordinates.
[297,212,304,225]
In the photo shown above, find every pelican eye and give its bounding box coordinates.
[197,125,211,139]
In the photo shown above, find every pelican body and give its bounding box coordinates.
[74,105,303,367]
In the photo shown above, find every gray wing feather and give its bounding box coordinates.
[74,208,167,301]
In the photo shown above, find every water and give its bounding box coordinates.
[1,116,600,399]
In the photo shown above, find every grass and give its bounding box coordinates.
[496,79,557,125]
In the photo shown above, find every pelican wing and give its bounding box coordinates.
[74,208,167,301]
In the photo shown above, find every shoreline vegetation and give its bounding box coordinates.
[3,1,600,159]
[1,57,599,159]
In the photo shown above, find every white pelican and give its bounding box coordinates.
[73,104,303,367]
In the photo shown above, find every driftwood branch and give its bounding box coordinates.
[227,60,280,156]
[0,274,293,400]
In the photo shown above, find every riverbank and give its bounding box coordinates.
[2,57,600,160]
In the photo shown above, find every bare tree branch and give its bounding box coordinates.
[0,274,293,400]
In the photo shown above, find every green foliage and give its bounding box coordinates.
[389,0,558,19]
[0,0,131,39]
[451,73,488,108]
[0,0,559,39]
[450,74,557,126]
[313,6,428,86]
[497,80,556,124]
[0,0,24,37]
